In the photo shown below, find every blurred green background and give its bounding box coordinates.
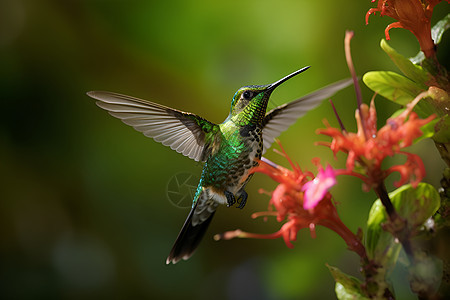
[1,0,448,299]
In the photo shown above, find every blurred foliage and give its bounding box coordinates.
[0,0,448,299]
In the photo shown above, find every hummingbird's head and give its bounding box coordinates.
[230,85,269,116]
[229,66,310,123]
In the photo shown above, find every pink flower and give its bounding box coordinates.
[215,143,366,258]
[302,165,337,210]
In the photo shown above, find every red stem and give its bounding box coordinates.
[319,217,367,259]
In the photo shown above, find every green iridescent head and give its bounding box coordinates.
[229,66,310,120]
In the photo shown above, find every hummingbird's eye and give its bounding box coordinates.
[242,90,252,100]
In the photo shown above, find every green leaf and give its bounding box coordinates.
[410,51,425,65]
[417,117,438,142]
[366,199,402,270]
[431,13,450,44]
[363,71,424,105]
[327,265,369,300]
[393,183,440,227]
[366,183,440,269]
[380,39,430,87]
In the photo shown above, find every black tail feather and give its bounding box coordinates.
[166,202,215,264]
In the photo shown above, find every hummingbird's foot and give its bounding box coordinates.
[225,191,236,207]
[236,191,248,209]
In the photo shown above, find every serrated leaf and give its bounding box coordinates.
[380,39,430,87]
[363,71,424,105]
[366,183,440,269]
[327,265,369,300]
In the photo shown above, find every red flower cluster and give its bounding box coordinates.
[365,0,448,57]
[215,147,366,258]
[318,92,435,190]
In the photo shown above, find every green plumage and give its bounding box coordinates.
[87,67,352,264]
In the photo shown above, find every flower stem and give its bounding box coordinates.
[329,99,346,132]
[345,30,367,139]
[374,181,395,217]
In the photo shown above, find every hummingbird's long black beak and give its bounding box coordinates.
[266,66,310,92]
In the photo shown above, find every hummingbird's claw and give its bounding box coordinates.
[225,191,236,207]
[236,191,248,209]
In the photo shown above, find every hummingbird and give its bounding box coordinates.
[87,67,352,264]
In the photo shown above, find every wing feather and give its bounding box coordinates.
[87,91,217,162]
[262,78,353,153]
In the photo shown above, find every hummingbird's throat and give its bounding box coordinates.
[240,96,268,125]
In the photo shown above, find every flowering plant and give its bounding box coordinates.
[216,2,449,298]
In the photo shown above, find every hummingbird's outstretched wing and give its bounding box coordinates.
[87,91,218,162]
[262,78,353,153]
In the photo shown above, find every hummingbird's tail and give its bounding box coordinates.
[166,201,216,264]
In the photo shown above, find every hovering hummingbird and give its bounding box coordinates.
[87,67,351,264]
